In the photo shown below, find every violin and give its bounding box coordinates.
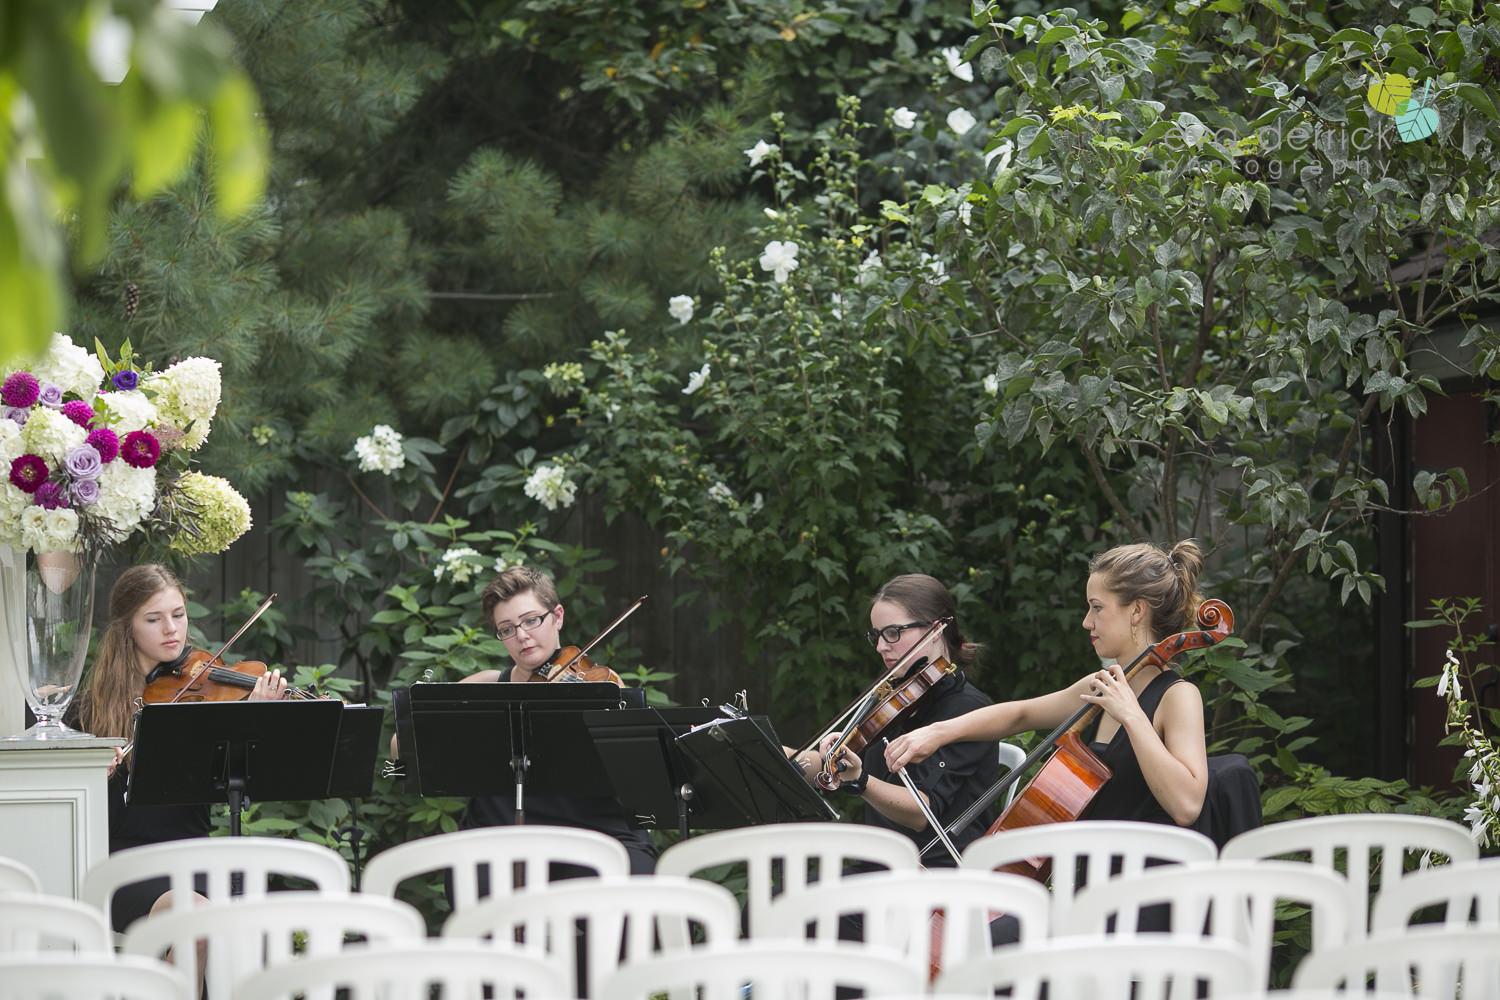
[804,618,954,791]
[527,594,645,686]
[142,646,319,703]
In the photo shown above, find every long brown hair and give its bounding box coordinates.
[1088,539,1205,642]
[869,573,981,668]
[78,564,185,742]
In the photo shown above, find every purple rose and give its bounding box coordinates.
[8,455,48,493]
[121,430,160,469]
[86,427,120,463]
[2,406,27,426]
[38,384,64,408]
[1,371,39,408]
[70,478,101,506]
[112,370,139,391]
[33,481,68,509]
[61,400,95,428]
[64,444,103,481]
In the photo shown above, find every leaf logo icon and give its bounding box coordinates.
[1364,63,1414,115]
[1395,79,1440,142]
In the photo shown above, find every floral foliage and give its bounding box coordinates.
[0,333,250,556]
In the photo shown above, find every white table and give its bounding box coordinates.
[0,739,121,898]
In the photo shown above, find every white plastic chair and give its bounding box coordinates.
[655,822,920,937]
[82,837,351,932]
[1061,859,1354,991]
[1369,855,1500,932]
[1220,813,1479,936]
[933,934,1257,999]
[598,939,924,1000]
[121,891,426,1000]
[764,868,1052,980]
[233,940,570,1000]
[361,825,629,911]
[1291,925,1500,997]
[997,741,1027,811]
[0,891,113,953]
[442,874,739,998]
[0,857,41,894]
[960,819,1218,931]
[0,953,191,1000]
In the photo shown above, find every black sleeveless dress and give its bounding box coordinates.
[1079,668,1185,825]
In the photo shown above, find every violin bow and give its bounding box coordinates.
[798,617,953,759]
[885,737,962,864]
[552,594,647,674]
[167,593,279,703]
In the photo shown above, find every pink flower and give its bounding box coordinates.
[9,455,48,493]
[2,372,39,408]
[120,430,161,469]
[61,400,95,428]
[87,427,120,463]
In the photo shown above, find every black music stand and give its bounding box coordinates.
[673,714,838,826]
[327,705,384,889]
[582,706,726,839]
[401,682,620,821]
[127,700,345,835]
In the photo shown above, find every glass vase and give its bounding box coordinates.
[2,547,100,740]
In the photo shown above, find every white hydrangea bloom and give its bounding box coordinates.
[354,425,406,475]
[93,462,158,542]
[0,419,22,462]
[682,363,710,396]
[668,295,694,324]
[434,546,482,583]
[523,465,577,511]
[32,333,105,398]
[22,406,86,460]
[708,482,734,506]
[148,357,222,450]
[99,389,157,433]
[0,484,30,548]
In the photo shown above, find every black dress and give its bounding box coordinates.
[855,667,1000,865]
[458,667,657,876]
[1079,667,1187,825]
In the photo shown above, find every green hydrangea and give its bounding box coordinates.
[168,472,252,555]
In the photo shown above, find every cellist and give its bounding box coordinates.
[794,574,1000,865]
[884,541,1209,829]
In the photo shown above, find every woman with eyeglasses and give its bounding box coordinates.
[796,573,1000,864]
[451,565,658,873]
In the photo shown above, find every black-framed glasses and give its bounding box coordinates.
[495,610,553,641]
[864,620,930,647]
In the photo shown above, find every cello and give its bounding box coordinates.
[916,597,1234,876]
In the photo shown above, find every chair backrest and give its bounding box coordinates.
[597,939,924,1000]
[442,874,740,998]
[655,823,920,936]
[1291,926,1500,997]
[0,953,191,1000]
[1219,813,1480,935]
[764,868,1051,980]
[1369,855,1500,933]
[0,856,41,894]
[0,891,113,953]
[933,935,1257,1000]
[959,819,1218,931]
[81,837,351,929]
[120,891,426,1000]
[233,940,570,1000]
[360,825,630,911]
[996,742,1026,812]
[1061,859,1353,991]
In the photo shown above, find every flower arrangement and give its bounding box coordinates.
[0,333,251,557]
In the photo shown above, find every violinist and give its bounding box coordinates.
[67,563,290,933]
[797,574,1000,864]
[451,566,657,874]
[884,540,1209,829]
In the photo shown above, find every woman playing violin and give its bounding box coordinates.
[67,563,289,932]
[884,541,1209,828]
[799,574,1000,864]
[453,565,657,874]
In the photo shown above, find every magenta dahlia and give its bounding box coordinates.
[8,455,48,493]
[120,430,161,469]
[2,371,39,408]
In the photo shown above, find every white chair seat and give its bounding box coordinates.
[0,953,191,1000]
[1291,925,1500,996]
[934,935,1257,999]
[441,874,740,998]
[598,939,924,1000]
[0,891,113,953]
[655,822,920,936]
[233,940,570,1000]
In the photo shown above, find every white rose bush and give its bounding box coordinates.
[0,333,251,557]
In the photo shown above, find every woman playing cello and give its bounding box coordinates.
[796,574,1000,864]
[884,540,1209,829]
